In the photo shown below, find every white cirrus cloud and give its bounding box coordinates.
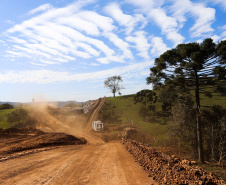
[28,4,53,15]
[126,31,150,59]
[148,8,185,46]
[208,0,226,11]
[76,11,115,33]
[4,0,123,65]
[56,16,100,36]
[125,0,184,46]
[150,36,170,57]
[210,35,221,42]
[125,0,164,10]
[97,55,125,64]
[104,32,133,59]
[0,61,153,84]
[104,3,146,35]
[171,0,216,38]
[39,59,58,65]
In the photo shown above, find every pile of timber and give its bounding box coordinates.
[122,139,225,185]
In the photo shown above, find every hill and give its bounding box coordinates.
[98,91,226,145]
[0,101,84,108]
[51,101,83,108]
[98,93,226,179]
[98,94,168,144]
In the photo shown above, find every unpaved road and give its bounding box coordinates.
[0,98,157,185]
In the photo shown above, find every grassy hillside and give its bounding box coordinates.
[98,91,226,179]
[99,90,226,145]
[99,94,169,144]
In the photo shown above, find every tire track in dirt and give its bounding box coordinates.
[0,97,157,185]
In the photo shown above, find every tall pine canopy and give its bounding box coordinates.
[146,38,226,163]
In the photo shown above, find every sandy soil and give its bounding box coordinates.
[0,98,157,185]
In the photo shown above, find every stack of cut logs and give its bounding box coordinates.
[122,139,225,185]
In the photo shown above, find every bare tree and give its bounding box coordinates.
[104,76,124,97]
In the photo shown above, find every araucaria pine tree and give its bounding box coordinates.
[146,38,226,163]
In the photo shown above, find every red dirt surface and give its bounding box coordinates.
[0,98,157,185]
[122,139,225,185]
[0,127,86,162]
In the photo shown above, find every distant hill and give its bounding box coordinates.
[0,101,84,108]
[0,102,20,107]
[51,101,84,108]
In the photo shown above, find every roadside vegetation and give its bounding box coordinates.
[100,38,226,179]
[0,103,34,129]
[99,91,226,178]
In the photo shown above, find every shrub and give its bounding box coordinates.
[0,103,14,110]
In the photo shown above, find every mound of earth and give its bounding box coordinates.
[122,139,225,185]
[0,127,86,161]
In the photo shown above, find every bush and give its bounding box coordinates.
[6,108,35,127]
[0,103,14,110]
[202,105,226,165]
[168,95,198,158]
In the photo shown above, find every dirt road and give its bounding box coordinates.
[0,98,157,185]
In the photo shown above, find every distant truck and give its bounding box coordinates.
[92,121,104,131]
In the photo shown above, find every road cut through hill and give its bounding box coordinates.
[0,98,157,185]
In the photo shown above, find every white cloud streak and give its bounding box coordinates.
[126,31,150,59]
[1,0,222,68]
[104,3,146,35]
[0,61,153,84]
[125,0,184,46]
[171,0,216,38]
[209,0,226,11]
[4,0,125,65]
[150,36,170,57]
[28,4,53,15]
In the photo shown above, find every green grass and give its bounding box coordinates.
[99,89,226,145]
[99,94,169,144]
[0,109,16,129]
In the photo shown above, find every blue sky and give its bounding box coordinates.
[0,0,226,102]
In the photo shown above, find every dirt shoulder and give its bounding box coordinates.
[0,127,86,162]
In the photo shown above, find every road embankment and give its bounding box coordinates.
[122,139,225,185]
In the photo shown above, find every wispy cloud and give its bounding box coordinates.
[207,0,226,11]
[4,0,128,65]
[125,0,184,46]
[104,3,146,35]
[28,4,53,15]
[0,61,153,83]
[149,36,170,57]
[4,20,14,25]
[3,0,221,68]
[126,31,150,59]
[171,0,215,38]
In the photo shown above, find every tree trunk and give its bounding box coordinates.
[211,124,215,160]
[113,86,116,97]
[195,70,204,163]
[114,81,116,97]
